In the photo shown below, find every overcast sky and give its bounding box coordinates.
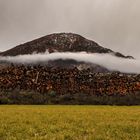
[0,0,140,58]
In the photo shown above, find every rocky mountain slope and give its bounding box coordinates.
[0,33,133,58]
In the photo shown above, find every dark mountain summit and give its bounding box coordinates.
[0,33,133,59]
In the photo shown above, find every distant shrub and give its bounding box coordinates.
[48,90,56,97]
[0,96,10,104]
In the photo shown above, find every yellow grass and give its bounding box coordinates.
[0,106,139,140]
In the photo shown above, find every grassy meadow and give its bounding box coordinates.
[0,106,139,140]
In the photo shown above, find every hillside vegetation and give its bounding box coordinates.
[0,65,140,105]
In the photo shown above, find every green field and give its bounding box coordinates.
[0,106,139,140]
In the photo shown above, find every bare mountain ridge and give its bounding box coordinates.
[0,33,133,59]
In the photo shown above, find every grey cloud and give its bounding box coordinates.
[0,0,140,58]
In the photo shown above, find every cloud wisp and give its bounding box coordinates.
[0,52,140,74]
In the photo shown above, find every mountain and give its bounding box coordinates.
[0,33,133,72]
[0,33,133,58]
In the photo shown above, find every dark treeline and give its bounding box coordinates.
[0,64,140,105]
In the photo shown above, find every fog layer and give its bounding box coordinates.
[1,52,140,74]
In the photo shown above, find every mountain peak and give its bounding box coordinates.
[0,33,133,59]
